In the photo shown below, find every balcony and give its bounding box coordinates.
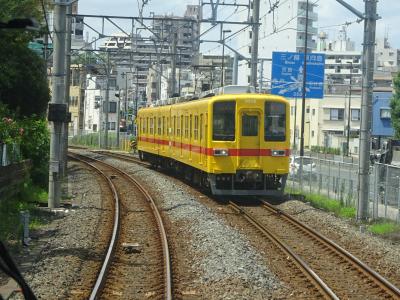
[296,38,317,50]
[297,24,318,35]
[297,9,318,22]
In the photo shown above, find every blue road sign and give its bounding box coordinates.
[271,51,325,99]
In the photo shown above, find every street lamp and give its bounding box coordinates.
[221,29,231,87]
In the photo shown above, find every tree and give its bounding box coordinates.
[0,0,50,118]
[390,72,400,139]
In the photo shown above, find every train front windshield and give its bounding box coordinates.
[264,102,286,142]
[213,101,236,141]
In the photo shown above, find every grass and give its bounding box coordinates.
[305,193,356,218]
[287,188,356,219]
[368,221,400,236]
[0,180,48,241]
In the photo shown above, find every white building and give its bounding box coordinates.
[83,75,119,134]
[316,29,362,95]
[375,37,400,74]
[237,0,318,86]
[290,94,362,154]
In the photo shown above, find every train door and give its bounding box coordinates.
[238,109,261,169]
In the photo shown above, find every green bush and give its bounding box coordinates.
[310,145,341,155]
[20,117,49,188]
[368,221,400,235]
[0,180,48,240]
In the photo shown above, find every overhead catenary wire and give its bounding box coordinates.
[40,0,53,42]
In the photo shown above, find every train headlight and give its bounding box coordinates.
[271,150,286,156]
[213,148,229,156]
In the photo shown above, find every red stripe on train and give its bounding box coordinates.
[138,136,289,157]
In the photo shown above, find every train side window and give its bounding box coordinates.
[174,116,177,136]
[200,114,203,141]
[146,117,148,134]
[162,116,165,135]
[189,115,192,139]
[213,101,235,141]
[149,117,152,134]
[180,116,183,138]
[177,116,181,136]
[194,115,199,140]
[185,116,189,138]
[158,117,161,135]
[265,102,286,141]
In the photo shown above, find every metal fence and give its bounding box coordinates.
[0,143,21,166]
[286,156,400,222]
[69,130,132,152]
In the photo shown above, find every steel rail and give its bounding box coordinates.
[260,200,400,299]
[71,152,172,300]
[228,201,339,300]
[93,150,151,168]
[68,153,120,300]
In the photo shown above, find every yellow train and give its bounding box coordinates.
[137,87,290,196]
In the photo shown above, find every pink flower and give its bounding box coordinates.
[19,128,24,135]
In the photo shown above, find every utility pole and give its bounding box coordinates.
[346,62,353,156]
[233,53,239,85]
[116,91,120,148]
[259,59,264,91]
[358,0,378,220]
[221,29,231,87]
[178,48,182,95]
[250,0,260,89]
[104,52,110,149]
[299,0,309,157]
[170,32,177,97]
[48,0,67,208]
[62,2,72,180]
[336,0,378,220]
[293,97,298,151]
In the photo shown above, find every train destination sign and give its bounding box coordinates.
[271,51,325,99]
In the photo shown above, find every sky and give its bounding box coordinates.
[77,0,400,54]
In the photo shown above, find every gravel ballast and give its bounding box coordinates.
[3,150,399,299]
[5,161,113,300]
[102,155,285,299]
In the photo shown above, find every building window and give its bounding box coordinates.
[311,130,314,137]
[351,109,360,121]
[107,122,116,130]
[306,106,310,114]
[109,102,117,113]
[380,108,391,119]
[330,108,344,121]
[249,31,252,39]
[312,108,315,116]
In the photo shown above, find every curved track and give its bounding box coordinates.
[229,200,400,299]
[68,152,172,300]
[93,150,151,168]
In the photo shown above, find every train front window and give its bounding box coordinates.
[265,102,286,141]
[213,101,235,141]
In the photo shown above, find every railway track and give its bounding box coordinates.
[229,200,400,300]
[79,150,400,298]
[93,150,151,168]
[68,152,172,300]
